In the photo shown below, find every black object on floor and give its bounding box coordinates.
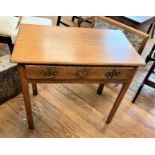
[132,49,155,103]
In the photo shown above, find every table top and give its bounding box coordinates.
[124,16,154,24]
[11,24,145,66]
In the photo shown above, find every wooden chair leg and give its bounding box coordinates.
[97,83,104,95]
[132,83,145,103]
[72,16,76,22]
[151,22,155,39]
[145,43,155,63]
[56,16,69,27]
[147,22,153,34]
[132,61,155,103]
[32,83,38,96]
[57,16,61,26]
[77,16,83,27]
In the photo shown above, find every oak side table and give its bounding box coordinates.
[11,24,145,129]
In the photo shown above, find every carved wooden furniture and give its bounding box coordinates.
[11,24,145,129]
[109,16,155,38]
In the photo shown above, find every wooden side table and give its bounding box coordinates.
[11,25,145,129]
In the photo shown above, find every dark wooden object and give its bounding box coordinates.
[72,16,93,27]
[57,16,69,26]
[132,43,155,103]
[109,16,155,38]
[57,16,93,27]
[145,43,155,63]
[132,61,155,103]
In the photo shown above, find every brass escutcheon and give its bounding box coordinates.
[41,68,57,78]
[105,69,120,79]
[77,69,88,78]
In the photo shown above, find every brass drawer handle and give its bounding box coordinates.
[41,68,57,78]
[105,69,120,79]
[77,70,88,78]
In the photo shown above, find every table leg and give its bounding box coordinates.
[57,16,61,26]
[32,83,38,96]
[72,16,76,22]
[151,22,155,39]
[106,82,130,123]
[97,83,104,95]
[147,22,153,34]
[56,16,69,27]
[18,64,34,129]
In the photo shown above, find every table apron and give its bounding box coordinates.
[25,65,135,82]
[28,79,129,84]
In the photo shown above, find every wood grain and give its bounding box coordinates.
[11,24,145,66]
[18,64,34,129]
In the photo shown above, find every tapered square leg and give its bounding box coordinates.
[18,64,34,129]
[97,83,104,95]
[106,83,130,123]
[32,83,38,96]
[151,22,155,39]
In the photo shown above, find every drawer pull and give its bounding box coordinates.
[77,70,88,78]
[41,68,57,78]
[105,69,120,79]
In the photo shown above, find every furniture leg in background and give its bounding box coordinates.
[97,83,104,95]
[151,22,155,38]
[32,83,38,96]
[57,16,69,26]
[145,43,155,63]
[146,20,155,38]
[132,61,155,103]
[72,16,93,27]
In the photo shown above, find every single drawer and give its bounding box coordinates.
[26,65,135,80]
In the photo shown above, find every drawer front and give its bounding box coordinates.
[26,65,135,80]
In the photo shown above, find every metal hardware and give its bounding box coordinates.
[41,68,57,78]
[105,69,120,79]
[77,69,88,78]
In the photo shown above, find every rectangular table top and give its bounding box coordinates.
[11,24,145,66]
